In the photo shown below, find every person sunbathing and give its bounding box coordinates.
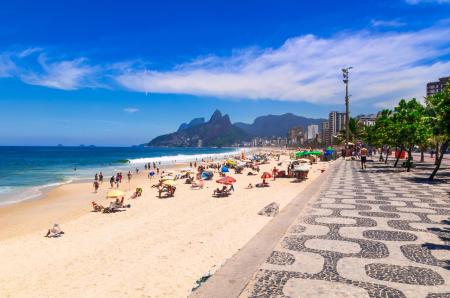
[114,197,131,208]
[213,186,228,195]
[92,201,104,212]
[45,224,64,238]
[191,181,203,189]
[130,188,143,199]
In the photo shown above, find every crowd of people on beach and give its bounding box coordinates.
[46,150,333,238]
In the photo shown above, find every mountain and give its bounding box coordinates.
[177,117,205,132]
[148,110,249,147]
[235,113,326,137]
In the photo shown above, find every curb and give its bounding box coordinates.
[190,160,338,298]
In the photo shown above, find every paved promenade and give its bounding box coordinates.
[241,159,450,297]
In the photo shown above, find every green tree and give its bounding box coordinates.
[425,84,450,180]
[391,99,425,171]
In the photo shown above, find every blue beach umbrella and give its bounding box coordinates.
[220,166,229,173]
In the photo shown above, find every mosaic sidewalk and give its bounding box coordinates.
[241,159,450,298]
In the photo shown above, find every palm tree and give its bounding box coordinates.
[337,117,364,144]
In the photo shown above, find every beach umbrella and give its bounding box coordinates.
[162,180,177,186]
[160,176,174,181]
[220,166,229,173]
[226,159,237,166]
[261,172,272,179]
[216,176,236,185]
[106,190,125,198]
[237,161,246,167]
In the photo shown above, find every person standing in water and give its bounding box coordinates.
[99,172,103,183]
[94,173,98,181]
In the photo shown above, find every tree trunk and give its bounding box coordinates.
[406,147,413,172]
[385,146,389,164]
[435,143,439,165]
[420,149,424,162]
[429,141,448,180]
[394,146,402,167]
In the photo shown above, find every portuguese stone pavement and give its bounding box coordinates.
[241,159,450,298]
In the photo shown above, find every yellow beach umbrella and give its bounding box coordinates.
[226,159,237,165]
[106,190,125,198]
[160,176,174,181]
[162,180,177,186]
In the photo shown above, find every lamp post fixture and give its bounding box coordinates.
[342,67,352,149]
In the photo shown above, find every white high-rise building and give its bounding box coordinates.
[307,124,319,140]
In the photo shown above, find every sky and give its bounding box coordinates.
[0,0,449,146]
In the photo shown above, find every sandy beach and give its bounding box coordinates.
[0,151,331,298]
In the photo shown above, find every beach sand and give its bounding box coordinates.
[0,153,331,298]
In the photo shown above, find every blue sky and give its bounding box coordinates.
[0,0,449,146]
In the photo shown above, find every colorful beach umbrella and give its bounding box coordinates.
[261,172,272,179]
[106,190,125,198]
[216,176,236,185]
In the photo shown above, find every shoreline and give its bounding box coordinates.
[0,147,250,208]
[0,149,331,297]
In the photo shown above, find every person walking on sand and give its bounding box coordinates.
[272,167,278,180]
[115,174,120,188]
[360,146,368,170]
[110,176,115,188]
[99,172,103,183]
[127,171,132,182]
[93,180,99,193]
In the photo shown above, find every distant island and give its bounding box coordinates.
[147,110,326,147]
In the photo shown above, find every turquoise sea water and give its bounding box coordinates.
[0,146,239,205]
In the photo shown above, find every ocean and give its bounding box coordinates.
[0,146,241,205]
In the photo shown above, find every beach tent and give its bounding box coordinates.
[201,171,214,180]
[107,190,125,198]
[324,147,334,156]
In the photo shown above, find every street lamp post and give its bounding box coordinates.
[342,67,352,149]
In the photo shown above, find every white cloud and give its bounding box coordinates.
[123,108,139,113]
[20,54,99,90]
[1,24,450,109]
[0,54,16,78]
[405,0,450,4]
[115,26,450,105]
[371,19,405,27]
